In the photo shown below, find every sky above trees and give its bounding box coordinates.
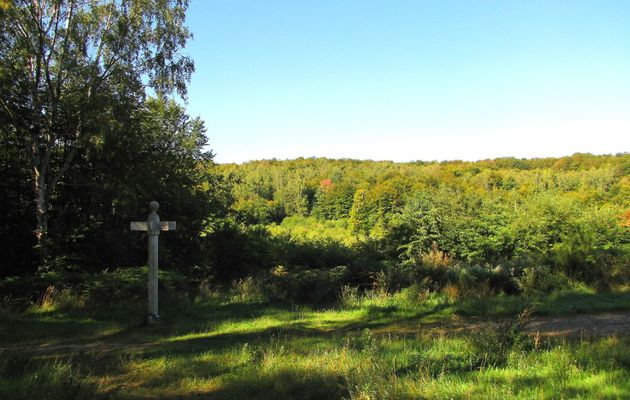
[184,0,630,163]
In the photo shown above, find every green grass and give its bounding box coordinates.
[1,287,629,399]
[454,285,630,316]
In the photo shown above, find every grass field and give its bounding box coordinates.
[1,286,630,399]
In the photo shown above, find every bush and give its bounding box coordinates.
[231,276,267,303]
[456,264,518,297]
[30,286,85,313]
[466,308,533,368]
[79,267,189,306]
[517,265,569,295]
[371,264,415,294]
[553,243,619,291]
[399,243,457,290]
[266,265,351,304]
[271,234,354,270]
[202,222,275,281]
[339,285,361,308]
[0,267,189,312]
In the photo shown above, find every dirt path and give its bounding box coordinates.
[524,312,630,337]
[4,311,630,356]
[371,311,630,338]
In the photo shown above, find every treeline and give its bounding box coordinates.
[204,154,630,299]
[0,98,223,276]
[2,1,628,303]
[0,0,221,277]
[4,133,630,301]
[219,154,629,228]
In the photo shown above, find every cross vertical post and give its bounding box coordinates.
[147,201,160,324]
[130,201,176,325]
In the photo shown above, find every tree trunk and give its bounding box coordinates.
[33,165,49,267]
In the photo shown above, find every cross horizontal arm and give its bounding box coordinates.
[130,221,148,231]
[130,221,177,231]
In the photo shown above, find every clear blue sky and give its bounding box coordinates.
[184,0,630,163]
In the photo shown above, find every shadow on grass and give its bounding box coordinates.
[3,293,630,400]
[119,367,349,400]
[0,300,291,350]
[0,296,467,361]
[0,311,126,349]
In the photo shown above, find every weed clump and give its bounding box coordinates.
[467,308,535,368]
[0,354,97,400]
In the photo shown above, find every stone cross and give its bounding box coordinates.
[130,201,176,325]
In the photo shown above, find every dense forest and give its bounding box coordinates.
[0,0,627,302]
[3,141,629,301]
[210,154,630,299]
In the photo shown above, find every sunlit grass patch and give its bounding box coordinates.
[166,313,299,342]
[100,343,356,399]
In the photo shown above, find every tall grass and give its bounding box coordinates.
[1,278,629,399]
[5,329,626,399]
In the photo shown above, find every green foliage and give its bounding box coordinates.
[457,264,518,296]
[0,0,195,266]
[231,276,268,303]
[517,265,569,295]
[465,309,533,368]
[4,118,630,303]
[200,221,274,281]
[0,267,189,312]
[549,206,629,287]
[348,188,374,235]
[233,194,285,224]
[312,182,356,220]
[267,217,358,270]
[266,265,351,304]
[201,155,630,299]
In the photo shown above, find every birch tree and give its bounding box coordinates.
[0,0,193,264]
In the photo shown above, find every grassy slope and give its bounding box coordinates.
[1,289,630,399]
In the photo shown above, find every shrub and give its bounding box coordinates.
[456,264,518,297]
[266,265,351,304]
[466,308,533,368]
[78,267,189,306]
[31,286,85,313]
[1,268,190,313]
[420,243,453,270]
[195,279,222,303]
[371,264,415,294]
[231,276,267,303]
[339,285,360,308]
[411,244,459,290]
[443,284,460,302]
[551,220,629,289]
[517,265,569,295]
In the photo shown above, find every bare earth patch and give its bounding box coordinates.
[369,311,630,338]
[523,312,630,337]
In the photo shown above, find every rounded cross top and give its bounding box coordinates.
[149,201,159,212]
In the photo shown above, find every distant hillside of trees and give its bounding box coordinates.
[2,150,629,301]
[199,153,629,298]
